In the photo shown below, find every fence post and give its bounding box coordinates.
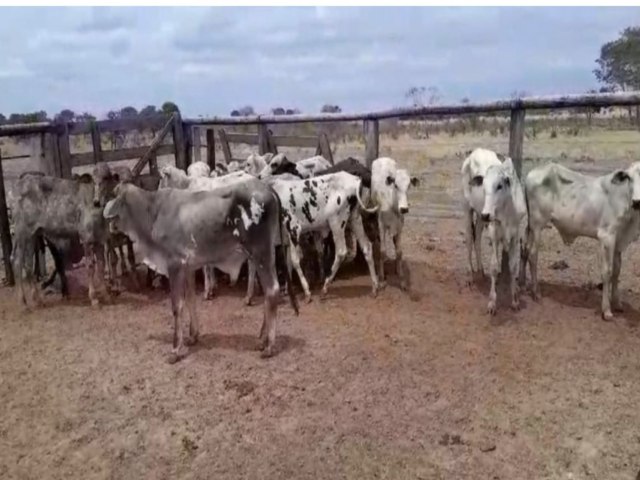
[192,126,201,164]
[57,123,72,178]
[218,129,232,164]
[90,122,103,164]
[509,108,526,179]
[172,112,187,171]
[183,122,193,168]
[364,119,379,168]
[206,128,216,170]
[258,124,269,155]
[318,132,334,165]
[0,151,14,286]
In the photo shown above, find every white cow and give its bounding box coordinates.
[159,166,255,300]
[187,161,211,178]
[244,153,273,176]
[523,162,640,320]
[258,154,331,180]
[461,148,527,314]
[370,157,419,291]
[265,172,379,302]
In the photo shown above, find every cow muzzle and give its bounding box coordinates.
[633,200,640,211]
[93,199,101,207]
[481,213,491,222]
[399,207,409,214]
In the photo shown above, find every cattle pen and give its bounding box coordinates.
[4,91,640,478]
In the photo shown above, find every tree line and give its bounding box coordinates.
[0,101,181,126]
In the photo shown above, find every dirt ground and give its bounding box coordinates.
[3,213,640,479]
[3,128,640,479]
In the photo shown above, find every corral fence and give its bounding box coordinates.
[1,91,640,285]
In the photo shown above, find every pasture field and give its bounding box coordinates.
[2,127,640,479]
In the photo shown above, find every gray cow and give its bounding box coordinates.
[103,179,299,362]
[12,173,111,307]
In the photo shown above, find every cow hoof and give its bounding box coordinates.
[487,302,497,316]
[370,288,378,298]
[612,301,624,313]
[184,336,198,347]
[166,353,182,364]
[244,297,253,306]
[260,346,274,358]
[304,295,313,304]
[379,281,387,290]
[511,300,520,311]
[602,311,614,322]
[91,299,100,307]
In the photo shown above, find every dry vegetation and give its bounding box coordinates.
[2,112,640,478]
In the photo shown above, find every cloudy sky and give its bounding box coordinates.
[0,7,638,118]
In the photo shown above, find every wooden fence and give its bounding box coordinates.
[1,91,640,284]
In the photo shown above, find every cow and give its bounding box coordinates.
[258,154,331,180]
[103,179,299,362]
[371,157,419,292]
[12,173,110,307]
[461,148,527,314]
[523,162,640,320]
[244,153,274,176]
[316,157,372,188]
[264,172,379,302]
[159,165,256,300]
[187,160,211,178]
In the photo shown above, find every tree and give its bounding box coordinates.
[54,109,75,124]
[230,110,240,117]
[139,105,157,117]
[76,112,96,123]
[161,101,180,115]
[460,97,470,105]
[272,107,285,115]
[22,111,48,123]
[238,105,255,116]
[285,108,301,115]
[106,110,119,120]
[321,104,341,113]
[405,86,441,107]
[8,113,24,124]
[594,26,640,92]
[120,106,138,119]
[0,113,5,124]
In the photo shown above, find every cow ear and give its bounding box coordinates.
[470,175,483,187]
[78,173,93,184]
[410,176,419,187]
[263,153,274,163]
[504,177,511,188]
[612,170,630,184]
[386,175,395,186]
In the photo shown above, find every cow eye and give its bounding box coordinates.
[386,176,394,186]
[496,184,503,191]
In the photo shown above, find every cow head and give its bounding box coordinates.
[623,162,640,211]
[258,154,297,179]
[187,161,211,178]
[103,183,128,233]
[480,161,513,222]
[92,163,115,208]
[391,169,419,214]
[159,165,189,189]
[244,153,273,176]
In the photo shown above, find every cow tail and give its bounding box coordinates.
[272,189,299,316]
[356,181,378,213]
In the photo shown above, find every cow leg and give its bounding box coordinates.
[611,249,623,312]
[487,229,501,315]
[599,235,615,321]
[95,244,111,303]
[464,207,475,278]
[106,241,120,290]
[245,261,257,306]
[290,244,312,302]
[12,236,27,306]
[167,265,188,363]
[393,230,407,291]
[255,260,279,358]
[345,229,358,263]
[322,216,349,297]
[509,237,521,310]
[474,218,485,277]
[528,226,542,301]
[84,243,99,307]
[312,233,325,284]
[377,215,387,288]
[352,211,379,296]
[185,270,199,345]
[118,243,127,275]
[45,240,69,297]
[203,265,216,300]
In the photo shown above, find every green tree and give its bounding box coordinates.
[139,105,158,117]
[120,106,138,119]
[594,26,640,91]
[55,109,75,123]
[161,101,180,115]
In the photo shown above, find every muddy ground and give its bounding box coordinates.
[2,214,640,479]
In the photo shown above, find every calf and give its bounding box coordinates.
[258,154,331,180]
[159,166,255,300]
[461,149,527,314]
[371,157,419,291]
[244,153,273,176]
[187,161,210,178]
[12,173,110,307]
[523,162,640,320]
[267,172,379,302]
[104,180,298,362]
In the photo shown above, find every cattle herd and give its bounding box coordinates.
[7,147,640,363]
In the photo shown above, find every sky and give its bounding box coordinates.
[0,6,638,119]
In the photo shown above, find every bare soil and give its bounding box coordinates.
[2,215,640,480]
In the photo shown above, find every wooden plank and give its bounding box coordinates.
[90,122,102,164]
[0,151,14,286]
[72,144,175,167]
[41,133,58,176]
[271,135,320,148]
[57,123,72,179]
[508,108,526,179]
[148,153,158,176]
[318,133,333,165]
[225,132,260,145]
[257,124,269,155]
[0,122,57,138]
[184,91,640,125]
[68,115,169,135]
[206,128,215,170]
[218,129,233,164]
[183,121,193,168]
[192,126,202,163]
[267,129,278,154]
[130,114,175,176]
[172,112,187,171]
[364,119,379,169]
